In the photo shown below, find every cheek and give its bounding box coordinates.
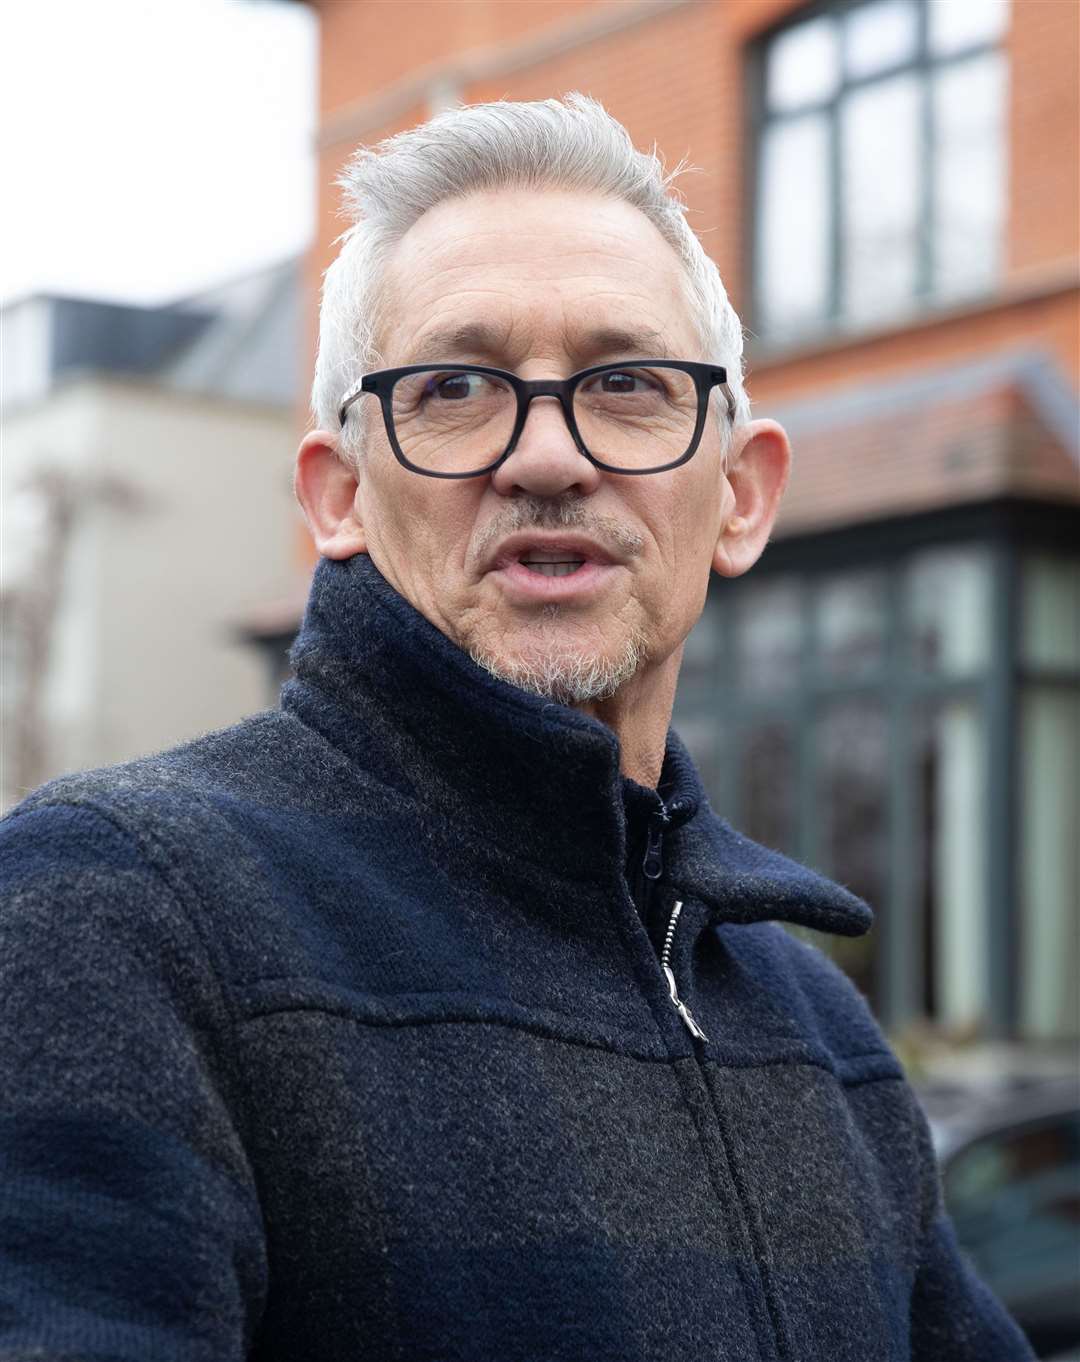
[642,470,725,565]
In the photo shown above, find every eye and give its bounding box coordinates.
[423,372,486,401]
[582,368,665,397]
[600,370,645,394]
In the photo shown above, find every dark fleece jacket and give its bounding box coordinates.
[0,553,1033,1361]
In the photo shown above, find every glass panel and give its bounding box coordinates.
[390,368,516,474]
[573,365,700,471]
[906,547,992,676]
[914,699,988,1028]
[758,114,831,334]
[840,73,922,319]
[739,719,797,855]
[945,1114,1080,1305]
[765,15,841,112]
[680,605,719,691]
[817,701,887,1004]
[933,52,1007,298]
[844,0,918,80]
[674,715,724,809]
[929,0,1009,56]
[1022,555,1080,670]
[733,576,803,695]
[815,570,887,679]
[1019,687,1080,1040]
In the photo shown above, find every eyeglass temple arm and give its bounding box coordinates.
[338,376,368,427]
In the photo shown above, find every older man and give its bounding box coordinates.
[0,97,1032,1361]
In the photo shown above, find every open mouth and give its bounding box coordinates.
[519,559,587,578]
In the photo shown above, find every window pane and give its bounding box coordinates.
[844,0,918,80]
[817,701,887,1004]
[1022,554,1080,670]
[675,715,725,808]
[841,73,922,319]
[765,15,840,112]
[734,577,802,695]
[1020,688,1080,1040]
[945,1115,1080,1304]
[815,570,887,679]
[929,0,1009,57]
[758,114,831,334]
[933,52,1006,298]
[739,719,796,855]
[680,605,719,694]
[906,547,991,676]
[915,699,988,1027]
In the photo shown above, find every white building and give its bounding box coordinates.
[1,259,306,809]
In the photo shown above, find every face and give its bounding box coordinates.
[301,189,786,709]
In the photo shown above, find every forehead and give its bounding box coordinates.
[377,189,700,366]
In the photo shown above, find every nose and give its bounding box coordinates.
[489,394,601,499]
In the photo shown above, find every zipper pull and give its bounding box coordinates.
[659,899,709,1043]
[662,965,709,1042]
[642,808,668,880]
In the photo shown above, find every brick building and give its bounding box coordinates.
[295,0,1079,1043]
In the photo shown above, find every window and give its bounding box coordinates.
[674,543,997,1024]
[753,0,1009,340]
[1018,555,1080,1040]
[944,1111,1080,1310]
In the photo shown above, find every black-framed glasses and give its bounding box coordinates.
[337,360,736,479]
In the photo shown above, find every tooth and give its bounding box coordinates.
[522,561,585,577]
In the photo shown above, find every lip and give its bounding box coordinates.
[484,532,620,574]
[482,532,624,602]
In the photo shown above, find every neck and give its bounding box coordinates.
[572,647,683,788]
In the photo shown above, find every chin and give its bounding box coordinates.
[467,623,649,705]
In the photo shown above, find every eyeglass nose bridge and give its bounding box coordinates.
[507,378,590,462]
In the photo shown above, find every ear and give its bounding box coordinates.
[711,419,791,579]
[294,430,368,559]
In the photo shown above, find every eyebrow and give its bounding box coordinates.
[402,322,676,367]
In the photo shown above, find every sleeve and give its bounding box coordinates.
[910,1163,1036,1360]
[0,802,267,1361]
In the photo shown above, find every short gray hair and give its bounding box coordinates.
[310,93,750,464]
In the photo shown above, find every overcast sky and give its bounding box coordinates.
[2,0,318,307]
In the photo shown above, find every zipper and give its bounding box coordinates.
[639,807,707,1043]
[641,810,666,881]
[659,899,708,1042]
[636,805,785,1354]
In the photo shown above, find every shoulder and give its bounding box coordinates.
[3,707,336,870]
[0,710,305,957]
[718,920,900,1073]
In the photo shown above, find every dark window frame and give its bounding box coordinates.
[675,499,1080,1037]
[746,0,1008,342]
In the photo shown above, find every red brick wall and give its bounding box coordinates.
[299,0,1078,554]
[1008,0,1080,277]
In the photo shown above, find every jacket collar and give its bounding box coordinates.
[284,555,871,938]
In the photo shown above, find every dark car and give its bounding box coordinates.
[918,1074,1080,1360]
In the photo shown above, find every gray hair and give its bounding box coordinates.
[310,93,750,465]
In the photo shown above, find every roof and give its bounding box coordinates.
[769,348,1080,537]
[1,256,302,411]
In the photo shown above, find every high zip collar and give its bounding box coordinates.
[283,554,872,938]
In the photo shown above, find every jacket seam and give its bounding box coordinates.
[233,1000,903,1083]
[10,797,238,1028]
[233,1003,669,1059]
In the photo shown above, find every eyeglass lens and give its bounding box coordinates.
[388,365,700,475]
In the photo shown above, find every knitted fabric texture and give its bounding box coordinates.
[0,554,1034,1360]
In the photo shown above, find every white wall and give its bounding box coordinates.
[2,375,302,803]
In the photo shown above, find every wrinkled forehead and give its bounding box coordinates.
[375,188,702,369]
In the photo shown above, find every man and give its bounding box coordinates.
[0,96,1033,1360]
